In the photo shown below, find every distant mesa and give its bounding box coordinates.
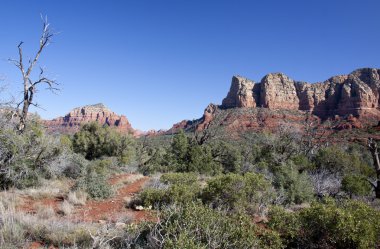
[44,103,136,135]
[168,68,380,134]
[221,68,380,118]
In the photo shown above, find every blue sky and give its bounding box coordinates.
[0,0,379,130]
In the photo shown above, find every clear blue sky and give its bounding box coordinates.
[0,0,379,130]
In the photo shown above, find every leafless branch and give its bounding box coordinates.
[8,16,59,132]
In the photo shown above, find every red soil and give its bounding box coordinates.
[18,173,153,224]
[72,174,152,222]
[19,196,63,214]
[28,241,57,249]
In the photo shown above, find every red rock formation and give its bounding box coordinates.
[44,103,136,135]
[221,68,380,123]
[222,76,257,108]
[195,68,380,134]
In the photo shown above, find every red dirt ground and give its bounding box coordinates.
[18,173,153,223]
[21,174,153,249]
[72,174,153,222]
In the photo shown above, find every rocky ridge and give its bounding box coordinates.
[222,68,380,118]
[178,68,380,134]
[44,103,136,135]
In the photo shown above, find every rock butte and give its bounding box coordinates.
[222,68,380,118]
[44,103,136,135]
[169,68,380,134]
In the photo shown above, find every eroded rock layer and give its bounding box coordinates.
[221,68,380,120]
[44,103,135,135]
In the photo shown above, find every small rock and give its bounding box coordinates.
[134,205,144,211]
[98,220,107,224]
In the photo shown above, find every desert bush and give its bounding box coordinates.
[76,170,113,200]
[268,199,380,248]
[0,198,27,248]
[201,172,274,214]
[273,163,314,204]
[138,173,201,207]
[298,199,380,248]
[0,117,62,189]
[160,172,197,185]
[211,141,243,173]
[72,122,135,163]
[267,206,300,246]
[61,153,89,179]
[341,174,372,198]
[126,202,284,249]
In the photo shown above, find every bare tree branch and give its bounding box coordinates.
[8,16,59,132]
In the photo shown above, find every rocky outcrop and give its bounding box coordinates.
[222,76,258,108]
[221,68,380,123]
[44,103,136,135]
[260,73,299,110]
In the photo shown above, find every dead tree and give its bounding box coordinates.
[8,16,58,132]
[367,138,380,198]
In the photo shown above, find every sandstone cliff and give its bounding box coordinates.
[221,68,380,121]
[44,103,135,135]
[189,68,380,133]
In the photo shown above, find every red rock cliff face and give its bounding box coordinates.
[44,103,135,135]
[221,68,380,121]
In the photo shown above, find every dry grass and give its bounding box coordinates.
[0,179,127,248]
[59,200,74,216]
[67,191,87,206]
[0,194,94,248]
[18,179,72,200]
[35,204,56,219]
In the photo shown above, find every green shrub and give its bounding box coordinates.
[0,118,62,189]
[138,173,201,207]
[313,146,370,175]
[202,173,274,214]
[299,199,380,248]
[273,164,314,204]
[76,169,113,200]
[62,153,88,179]
[211,141,242,173]
[341,175,372,198]
[160,172,197,185]
[267,206,300,246]
[127,202,284,249]
[72,122,135,162]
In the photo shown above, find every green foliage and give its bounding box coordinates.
[0,118,62,189]
[185,144,220,174]
[298,199,380,248]
[341,175,372,197]
[62,153,88,179]
[138,173,201,207]
[128,202,284,249]
[273,163,314,204]
[160,172,197,185]
[313,146,369,175]
[267,206,301,246]
[202,173,273,214]
[211,141,242,173]
[171,129,188,164]
[157,130,222,175]
[268,199,380,248]
[72,122,135,162]
[75,163,113,199]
